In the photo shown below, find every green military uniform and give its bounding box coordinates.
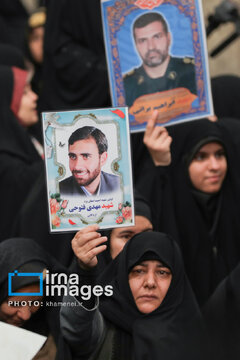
[123,56,197,107]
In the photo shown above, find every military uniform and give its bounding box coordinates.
[123,56,197,107]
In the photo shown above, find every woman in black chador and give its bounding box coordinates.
[39,0,110,111]
[139,114,240,306]
[0,237,67,359]
[60,231,206,360]
[203,261,240,360]
[0,64,43,241]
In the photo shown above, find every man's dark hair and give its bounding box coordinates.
[68,126,108,154]
[133,12,169,38]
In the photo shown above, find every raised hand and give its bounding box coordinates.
[143,110,172,166]
[72,225,107,270]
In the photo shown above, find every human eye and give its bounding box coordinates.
[23,84,31,95]
[119,233,132,241]
[193,152,206,161]
[157,268,171,277]
[131,266,145,275]
[215,150,226,159]
[135,269,144,274]
[82,153,91,160]
[137,38,146,44]
[154,33,161,39]
[68,153,76,160]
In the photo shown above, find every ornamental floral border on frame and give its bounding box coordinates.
[101,0,214,132]
[42,107,135,233]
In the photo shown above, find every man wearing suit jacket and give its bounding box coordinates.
[59,126,120,197]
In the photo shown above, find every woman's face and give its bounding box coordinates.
[110,215,153,259]
[17,84,38,126]
[129,260,172,314]
[29,26,44,64]
[188,142,227,193]
[0,283,43,327]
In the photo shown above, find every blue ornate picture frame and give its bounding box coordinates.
[101,0,213,131]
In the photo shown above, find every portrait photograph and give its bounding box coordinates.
[101,0,214,131]
[42,107,134,232]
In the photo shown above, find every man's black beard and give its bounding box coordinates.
[143,50,168,68]
[72,168,101,187]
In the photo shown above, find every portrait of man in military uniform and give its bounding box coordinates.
[123,12,197,107]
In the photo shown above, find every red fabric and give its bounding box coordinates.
[10,66,27,117]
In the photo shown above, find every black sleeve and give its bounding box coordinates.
[135,157,170,231]
[0,153,43,192]
[0,153,43,239]
[74,261,98,309]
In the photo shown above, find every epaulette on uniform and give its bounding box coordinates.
[183,57,195,65]
[123,69,135,79]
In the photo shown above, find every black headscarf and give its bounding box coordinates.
[0,42,43,143]
[12,175,75,268]
[0,65,40,158]
[211,75,240,120]
[0,43,25,69]
[39,0,110,111]
[98,231,204,360]
[0,237,60,303]
[217,117,240,167]
[97,191,153,272]
[0,65,43,241]
[137,119,240,306]
[0,237,67,340]
[24,7,46,98]
[0,0,29,51]
[172,120,240,304]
